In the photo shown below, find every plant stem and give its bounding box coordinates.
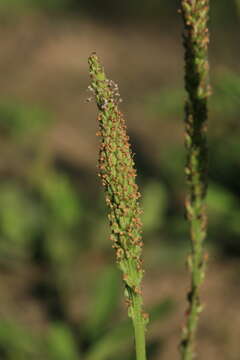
[132,293,147,360]
[88,53,147,360]
[179,1,211,359]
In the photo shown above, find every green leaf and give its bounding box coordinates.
[46,323,80,360]
[207,184,238,216]
[208,183,240,236]
[211,70,240,118]
[0,320,40,359]
[85,318,132,360]
[39,172,81,228]
[142,181,167,232]
[86,266,121,340]
[0,183,40,262]
[0,101,51,139]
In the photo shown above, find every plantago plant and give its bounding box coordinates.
[179,1,211,359]
[88,53,147,360]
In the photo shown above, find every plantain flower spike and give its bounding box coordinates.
[88,53,147,360]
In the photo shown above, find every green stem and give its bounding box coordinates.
[132,294,147,360]
[181,216,206,360]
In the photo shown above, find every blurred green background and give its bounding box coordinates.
[0,1,240,359]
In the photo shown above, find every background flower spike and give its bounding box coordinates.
[179,1,211,359]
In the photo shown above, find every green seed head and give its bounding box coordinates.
[88,53,144,302]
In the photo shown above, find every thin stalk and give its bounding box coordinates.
[132,294,147,360]
[179,1,211,359]
[88,53,147,360]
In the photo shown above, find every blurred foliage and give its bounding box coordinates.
[145,88,184,119]
[142,180,167,233]
[46,323,79,360]
[0,320,40,359]
[0,1,239,358]
[0,0,238,27]
[0,68,239,358]
[0,0,176,19]
[86,266,121,341]
[0,101,51,141]
[236,0,240,15]
[85,298,174,360]
[0,99,175,359]
[0,183,39,263]
[208,183,240,238]
[0,0,70,13]
[211,69,240,120]
[144,68,240,254]
[0,81,238,356]
[0,271,174,360]
[145,69,240,121]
